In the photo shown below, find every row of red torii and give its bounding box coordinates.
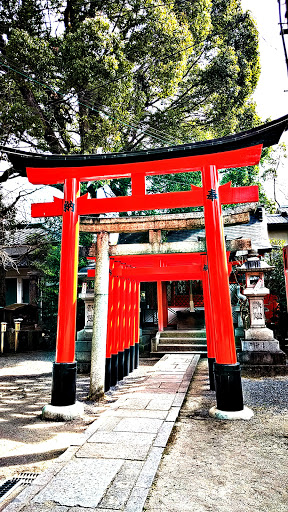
[86,250,236,397]
[4,114,288,419]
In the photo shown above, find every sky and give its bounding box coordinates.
[241,0,288,205]
[1,0,288,216]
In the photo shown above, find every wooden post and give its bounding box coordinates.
[162,282,168,328]
[135,281,140,368]
[118,277,126,380]
[51,178,79,407]
[202,255,216,390]
[105,272,114,392]
[202,165,243,412]
[157,281,164,332]
[89,232,110,400]
[111,275,121,386]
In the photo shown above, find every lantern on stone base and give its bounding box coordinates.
[237,250,286,371]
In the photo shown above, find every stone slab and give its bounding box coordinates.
[77,442,151,460]
[114,417,163,434]
[134,447,164,489]
[153,422,174,448]
[33,459,123,508]
[106,408,168,420]
[98,461,143,510]
[88,431,155,446]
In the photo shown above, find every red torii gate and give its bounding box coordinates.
[3,114,288,418]
[88,251,233,392]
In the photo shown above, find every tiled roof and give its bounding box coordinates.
[266,214,288,225]
[117,210,271,252]
[166,212,271,251]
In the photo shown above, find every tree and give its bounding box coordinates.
[0,0,261,170]
[264,239,288,342]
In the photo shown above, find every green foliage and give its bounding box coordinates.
[265,239,287,315]
[0,0,261,157]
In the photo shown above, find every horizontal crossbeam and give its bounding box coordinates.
[31,182,259,218]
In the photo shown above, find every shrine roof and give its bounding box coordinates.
[1,115,288,172]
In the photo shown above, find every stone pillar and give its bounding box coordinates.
[89,232,110,400]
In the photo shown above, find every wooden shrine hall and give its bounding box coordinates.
[2,113,288,420]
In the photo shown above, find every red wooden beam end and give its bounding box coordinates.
[219,182,259,204]
[31,197,63,217]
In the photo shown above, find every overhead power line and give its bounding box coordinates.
[0,60,175,146]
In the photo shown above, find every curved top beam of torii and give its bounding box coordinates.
[1,114,288,184]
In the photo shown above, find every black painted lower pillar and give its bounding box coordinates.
[124,347,130,377]
[111,353,118,386]
[105,357,111,392]
[134,343,139,368]
[208,357,215,391]
[118,351,125,381]
[130,345,135,373]
[51,362,77,406]
[214,362,244,412]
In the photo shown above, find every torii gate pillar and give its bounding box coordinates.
[202,166,252,419]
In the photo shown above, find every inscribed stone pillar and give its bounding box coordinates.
[89,232,110,400]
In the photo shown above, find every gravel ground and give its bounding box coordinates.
[0,351,155,484]
[144,359,288,512]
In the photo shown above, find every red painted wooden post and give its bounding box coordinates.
[129,280,136,372]
[123,278,131,376]
[135,281,140,368]
[202,255,216,390]
[111,274,121,385]
[118,276,126,380]
[51,178,79,406]
[202,165,243,412]
[162,282,168,328]
[157,281,164,332]
[105,271,114,391]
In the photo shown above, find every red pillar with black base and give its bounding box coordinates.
[118,276,126,381]
[157,281,164,332]
[202,165,243,412]
[51,178,79,407]
[129,280,136,373]
[111,275,121,386]
[105,272,114,392]
[162,282,168,328]
[124,279,132,376]
[134,281,140,368]
[202,256,216,391]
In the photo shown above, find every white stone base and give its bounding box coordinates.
[42,401,84,421]
[209,405,254,420]
[242,339,281,352]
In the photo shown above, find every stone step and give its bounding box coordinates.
[157,344,207,352]
[151,350,207,357]
[160,330,206,339]
[159,337,207,345]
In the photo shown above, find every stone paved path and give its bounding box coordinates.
[3,354,199,512]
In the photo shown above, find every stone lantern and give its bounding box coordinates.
[237,250,286,369]
[75,263,95,373]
